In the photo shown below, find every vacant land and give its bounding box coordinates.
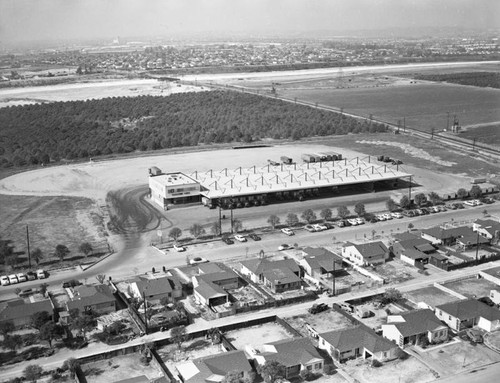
[0,194,108,273]
[81,353,164,383]
[374,260,420,285]
[406,286,460,308]
[284,309,356,336]
[457,123,500,146]
[343,356,436,383]
[442,277,499,298]
[225,322,295,351]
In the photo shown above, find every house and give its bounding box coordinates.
[249,337,324,378]
[420,226,474,246]
[435,298,500,332]
[456,233,490,250]
[300,247,344,279]
[341,241,389,266]
[193,280,229,307]
[129,275,183,304]
[177,350,252,383]
[65,284,116,315]
[318,326,398,363]
[192,267,240,290]
[0,298,54,329]
[191,263,239,308]
[240,258,301,293]
[473,219,500,240]
[392,238,436,266]
[490,290,500,305]
[382,309,448,347]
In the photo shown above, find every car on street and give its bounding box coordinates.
[16,273,27,283]
[36,269,46,279]
[446,203,457,210]
[190,257,209,265]
[313,223,328,231]
[26,271,37,281]
[391,212,403,219]
[347,218,359,226]
[335,220,346,227]
[8,274,18,284]
[248,233,261,241]
[355,218,365,225]
[464,200,481,207]
[281,228,294,236]
[453,202,465,209]
[308,303,329,314]
[383,213,393,220]
[173,244,186,252]
[0,276,10,286]
[375,214,386,221]
[402,210,415,217]
[234,234,247,242]
[222,237,234,245]
[304,224,316,232]
[278,244,293,251]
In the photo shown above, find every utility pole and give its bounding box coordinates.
[142,291,148,335]
[26,225,31,269]
[473,137,477,151]
[475,231,480,265]
[446,111,450,130]
[218,204,222,236]
[332,257,336,296]
[431,127,434,140]
[403,117,406,132]
[408,175,412,202]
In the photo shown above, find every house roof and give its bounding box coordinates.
[456,235,490,246]
[436,298,500,322]
[393,232,421,241]
[421,226,474,240]
[320,326,395,354]
[385,309,446,337]
[262,268,301,285]
[133,276,174,297]
[177,350,251,383]
[474,219,500,232]
[194,280,228,301]
[401,249,429,261]
[348,242,388,259]
[395,237,435,253]
[240,258,299,275]
[196,270,239,285]
[66,284,115,312]
[261,337,323,367]
[301,247,343,272]
[197,263,225,274]
[0,298,53,322]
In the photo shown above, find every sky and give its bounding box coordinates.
[0,0,499,43]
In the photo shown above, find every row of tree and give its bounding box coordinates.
[413,72,500,89]
[0,91,388,168]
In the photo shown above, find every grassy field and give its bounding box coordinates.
[0,194,108,273]
[281,82,500,133]
[458,123,500,145]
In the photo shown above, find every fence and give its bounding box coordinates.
[275,316,304,338]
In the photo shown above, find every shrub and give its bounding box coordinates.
[372,359,383,368]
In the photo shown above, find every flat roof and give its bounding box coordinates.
[188,159,411,199]
[150,172,198,186]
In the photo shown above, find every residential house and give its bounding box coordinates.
[392,238,436,266]
[341,241,389,266]
[490,290,500,305]
[249,337,324,378]
[240,258,301,293]
[177,350,252,383]
[382,309,448,347]
[435,298,500,332]
[193,280,229,307]
[66,284,116,315]
[0,298,54,329]
[190,263,240,308]
[473,219,500,241]
[456,233,490,250]
[192,267,240,290]
[129,275,183,304]
[318,326,398,363]
[300,247,344,279]
[420,226,474,246]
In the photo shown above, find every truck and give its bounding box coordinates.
[280,156,293,164]
[267,159,279,166]
[301,154,316,163]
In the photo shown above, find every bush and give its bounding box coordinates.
[372,359,383,368]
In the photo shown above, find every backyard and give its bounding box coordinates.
[405,286,460,308]
[225,322,295,352]
[442,276,499,298]
[284,308,356,337]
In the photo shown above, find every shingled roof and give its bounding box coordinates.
[320,326,395,354]
[0,298,53,323]
[261,337,323,367]
[241,258,299,275]
[385,309,445,337]
[437,298,500,321]
[66,284,115,312]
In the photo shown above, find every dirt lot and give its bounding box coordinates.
[420,340,500,377]
[284,309,356,337]
[442,276,499,298]
[80,353,164,383]
[405,286,461,308]
[343,356,436,383]
[0,194,108,273]
[353,302,406,331]
[225,322,295,351]
[373,259,421,285]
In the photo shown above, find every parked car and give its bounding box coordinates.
[304,224,316,232]
[383,213,393,220]
[313,223,328,231]
[338,302,354,313]
[281,228,295,236]
[0,276,10,286]
[19,289,33,298]
[453,202,465,209]
[391,212,403,219]
[249,233,261,241]
[478,297,495,307]
[26,271,36,281]
[16,273,27,283]
[464,200,478,207]
[347,218,359,226]
[375,214,386,221]
[36,269,46,279]
[446,204,457,210]
[173,244,186,252]
[190,257,209,265]
[437,205,447,212]
[308,303,329,314]
[222,237,234,245]
[355,307,372,318]
[466,328,483,343]
[402,210,415,217]
[8,274,18,284]
[278,244,293,251]
[420,207,431,214]
[234,234,247,242]
[62,280,82,288]
[335,220,346,227]
[355,218,365,225]
[480,197,495,204]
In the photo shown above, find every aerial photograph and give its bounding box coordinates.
[1,0,500,382]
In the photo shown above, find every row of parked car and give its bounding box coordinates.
[0,269,46,286]
[221,233,261,245]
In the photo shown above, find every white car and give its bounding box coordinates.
[173,244,186,252]
[189,257,209,265]
[376,215,386,221]
[347,219,359,226]
[304,225,316,232]
[383,213,393,220]
[8,274,18,284]
[473,199,483,205]
[234,234,247,242]
[313,223,328,231]
[278,244,293,251]
[0,276,10,286]
[391,212,403,219]
[36,269,46,279]
[281,228,295,236]
[16,273,27,283]
[355,218,365,225]
[463,200,476,206]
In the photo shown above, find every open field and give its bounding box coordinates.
[80,353,164,383]
[343,356,436,383]
[442,277,499,298]
[0,79,204,108]
[0,194,108,273]
[225,322,295,351]
[458,123,500,145]
[405,286,461,308]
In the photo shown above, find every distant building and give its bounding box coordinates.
[435,298,500,332]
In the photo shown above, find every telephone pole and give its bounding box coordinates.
[26,225,31,268]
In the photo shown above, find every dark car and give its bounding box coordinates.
[222,237,234,245]
[478,296,495,307]
[62,279,82,289]
[249,233,261,241]
[309,303,329,314]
